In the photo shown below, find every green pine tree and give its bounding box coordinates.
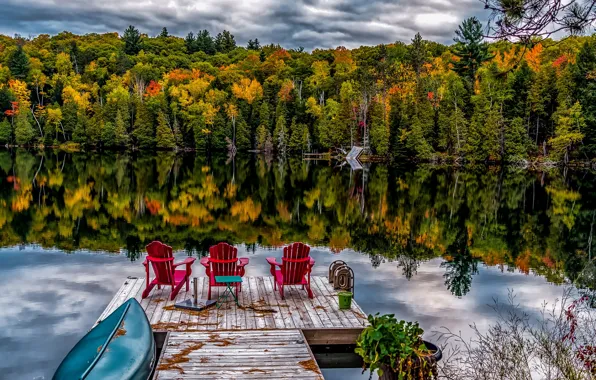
[452,17,493,86]
[72,114,87,144]
[62,102,78,139]
[156,112,176,149]
[133,103,155,149]
[123,25,143,55]
[504,117,529,161]
[370,102,390,155]
[8,45,30,80]
[102,121,116,147]
[0,118,11,144]
[273,114,288,154]
[549,102,585,163]
[256,124,268,150]
[236,118,251,150]
[14,113,35,145]
[406,116,433,160]
[114,110,129,147]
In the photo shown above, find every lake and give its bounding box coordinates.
[0,150,594,379]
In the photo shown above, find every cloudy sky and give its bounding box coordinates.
[0,0,487,50]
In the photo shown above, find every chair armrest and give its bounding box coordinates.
[266,257,282,267]
[200,257,210,268]
[173,257,196,267]
[238,257,249,267]
[142,259,148,267]
[309,258,315,267]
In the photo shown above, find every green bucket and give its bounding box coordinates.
[338,291,353,310]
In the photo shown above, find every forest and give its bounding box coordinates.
[1,20,596,162]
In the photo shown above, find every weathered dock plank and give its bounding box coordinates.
[154,329,323,379]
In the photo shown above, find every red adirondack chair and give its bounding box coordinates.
[200,242,249,299]
[266,242,315,299]
[142,241,196,300]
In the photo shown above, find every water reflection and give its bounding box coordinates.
[3,150,595,294]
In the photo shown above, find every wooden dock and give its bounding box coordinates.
[98,276,368,378]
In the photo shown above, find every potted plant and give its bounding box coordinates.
[355,313,442,380]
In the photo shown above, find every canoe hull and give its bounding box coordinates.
[53,298,155,380]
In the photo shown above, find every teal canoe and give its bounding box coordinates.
[53,298,156,380]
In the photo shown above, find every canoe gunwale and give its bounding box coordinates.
[81,302,131,379]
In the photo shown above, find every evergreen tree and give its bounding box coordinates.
[0,118,11,144]
[14,113,35,145]
[408,32,427,78]
[156,112,175,149]
[123,25,143,55]
[185,32,196,53]
[87,106,103,145]
[8,45,30,80]
[133,102,155,149]
[61,102,78,139]
[235,118,251,150]
[549,102,585,163]
[102,121,116,147]
[258,102,271,131]
[72,114,87,144]
[114,109,129,147]
[214,30,236,53]
[172,117,183,147]
[504,117,529,161]
[196,30,215,55]
[288,118,309,152]
[370,102,389,155]
[572,39,596,155]
[406,116,433,159]
[256,124,268,150]
[247,39,261,50]
[273,114,288,154]
[159,27,169,38]
[452,17,493,86]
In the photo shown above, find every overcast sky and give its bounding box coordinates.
[0,0,487,50]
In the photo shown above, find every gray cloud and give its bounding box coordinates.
[0,0,486,50]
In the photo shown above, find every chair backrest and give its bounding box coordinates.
[281,242,311,284]
[209,242,239,278]
[146,241,175,285]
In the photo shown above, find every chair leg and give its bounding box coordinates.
[186,277,189,291]
[142,282,156,299]
[280,285,285,300]
[208,285,211,300]
[157,284,161,290]
[306,285,314,299]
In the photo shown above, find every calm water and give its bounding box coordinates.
[0,150,595,379]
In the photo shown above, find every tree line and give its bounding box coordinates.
[1,19,596,162]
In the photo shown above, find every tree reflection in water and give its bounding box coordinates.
[0,150,594,296]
